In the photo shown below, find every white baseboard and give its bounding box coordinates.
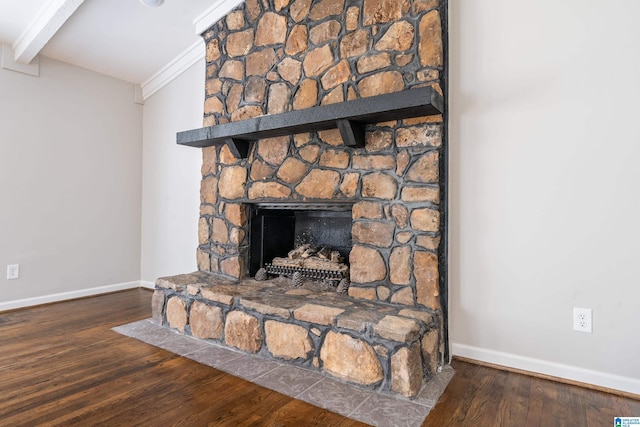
[0,281,143,312]
[452,343,640,396]
[140,280,155,290]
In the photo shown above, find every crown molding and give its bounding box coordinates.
[139,0,245,101]
[13,0,85,65]
[140,40,204,101]
[194,0,244,35]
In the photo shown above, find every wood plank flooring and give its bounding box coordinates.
[426,359,640,426]
[0,289,364,426]
[1,289,638,426]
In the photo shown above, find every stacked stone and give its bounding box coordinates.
[202,0,442,127]
[152,272,441,398]
[196,0,444,312]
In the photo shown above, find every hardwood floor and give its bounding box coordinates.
[425,359,640,426]
[0,289,364,426]
[1,289,638,426]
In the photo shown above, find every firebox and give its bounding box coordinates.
[248,203,353,276]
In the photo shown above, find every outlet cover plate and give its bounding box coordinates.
[7,264,19,280]
[573,307,592,333]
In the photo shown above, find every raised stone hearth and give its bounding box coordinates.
[153,271,439,398]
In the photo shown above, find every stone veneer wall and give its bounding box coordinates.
[196,0,445,315]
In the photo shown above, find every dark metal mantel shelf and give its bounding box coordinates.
[177,86,444,159]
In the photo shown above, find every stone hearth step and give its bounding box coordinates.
[152,272,440,398]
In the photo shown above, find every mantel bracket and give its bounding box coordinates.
[225,138,253,159]
[336,119,365,148]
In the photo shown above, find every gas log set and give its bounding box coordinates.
[256,243,350,293]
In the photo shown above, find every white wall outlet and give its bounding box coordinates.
[573,307,592,333]
[7,264,20,280]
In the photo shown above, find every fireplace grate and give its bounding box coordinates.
[264,263,348,280]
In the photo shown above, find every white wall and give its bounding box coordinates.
[0,56,142,306]
[449,0,640,394]
[140,60,203,284]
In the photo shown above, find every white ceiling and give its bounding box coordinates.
[0,0,225,84]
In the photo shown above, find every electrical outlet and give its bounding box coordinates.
[7,264,19,280]
[573,307,592,333]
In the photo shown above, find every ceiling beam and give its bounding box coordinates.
[1,43,40,76]
[12,0,85,64]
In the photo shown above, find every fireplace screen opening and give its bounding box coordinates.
[249,203,353,289]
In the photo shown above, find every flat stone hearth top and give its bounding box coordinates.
[157,272,436,344]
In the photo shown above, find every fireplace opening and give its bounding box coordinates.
[248,203,353,277]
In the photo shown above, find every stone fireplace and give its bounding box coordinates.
[152,0,447,399]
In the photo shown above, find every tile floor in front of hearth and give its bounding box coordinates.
[113,319,454,427]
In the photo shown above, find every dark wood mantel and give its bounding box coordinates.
[177,86,444,159]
